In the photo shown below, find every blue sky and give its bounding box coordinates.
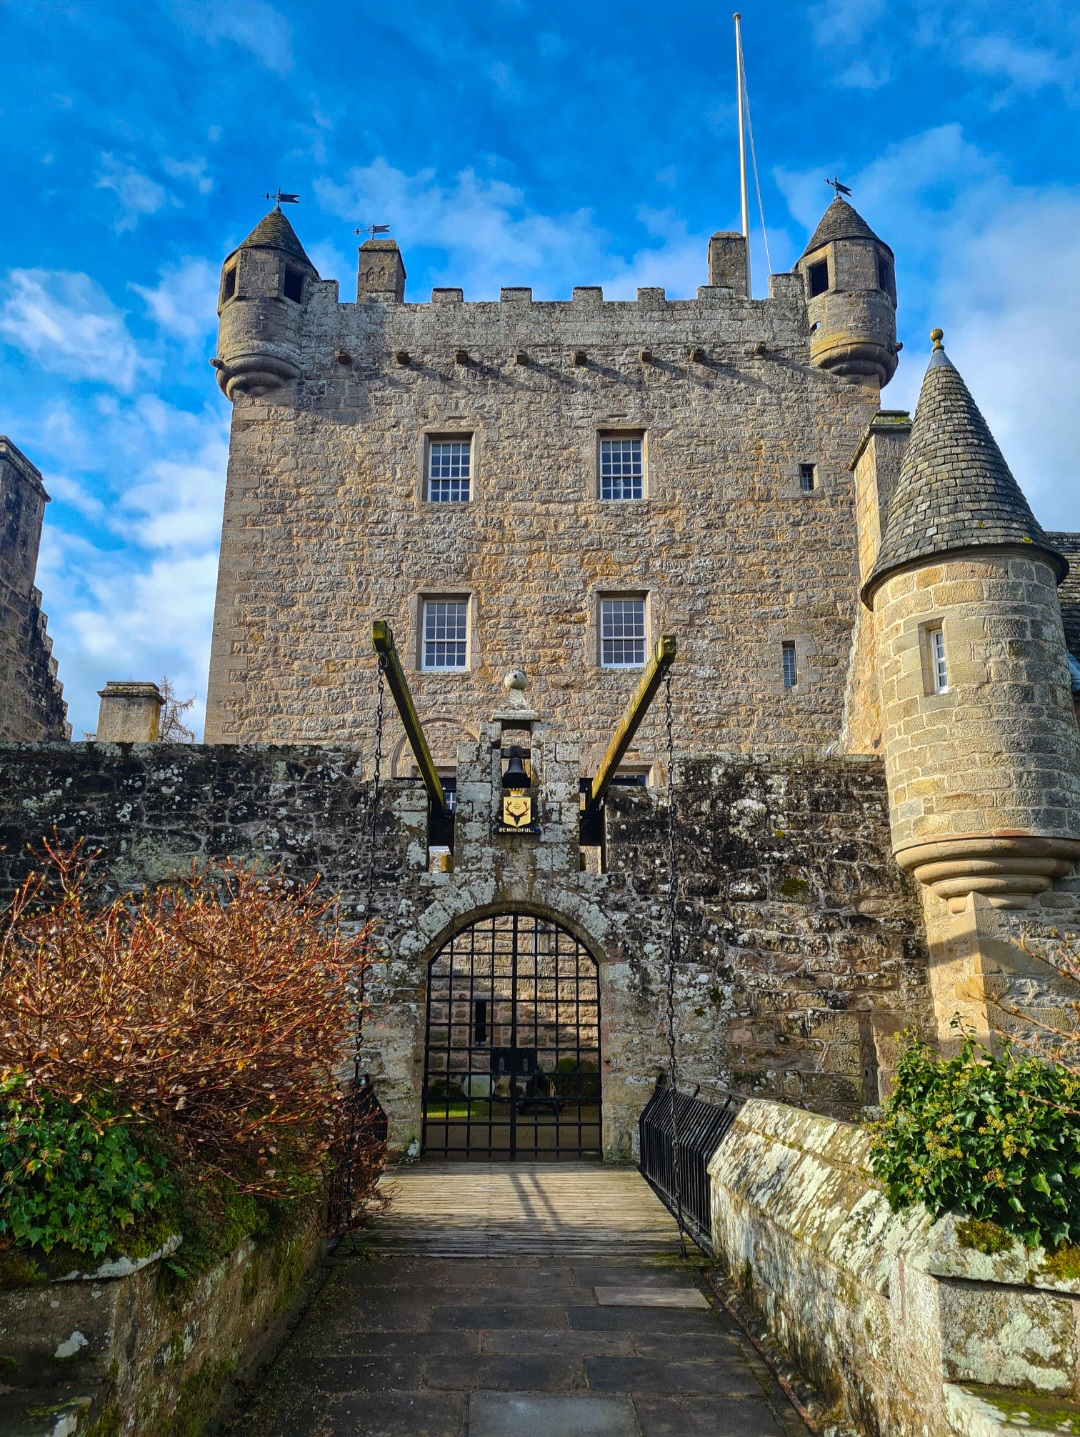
[2,0,1080,737]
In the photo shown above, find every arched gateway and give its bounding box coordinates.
[422,912,601,1160]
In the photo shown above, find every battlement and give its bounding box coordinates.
[315,270,806,337]
[258,269,816,390]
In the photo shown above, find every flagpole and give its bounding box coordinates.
[734,13,752,298]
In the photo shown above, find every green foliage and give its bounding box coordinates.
[1044,1244,1080,1280]
[157,1357,235,1437]
[0,1074,170,1258]
[154,1168,305,1294]
[870,1031,1080,1250]
[551,1057,601,1101]
[956,1218,1014,1255]
[0,1247,44,1289]
[86,1406,122,1437]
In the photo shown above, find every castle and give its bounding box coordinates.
[2,193,1080,1161]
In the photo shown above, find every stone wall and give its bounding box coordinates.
[709,1099,1080,1437]
[1,1212,321,1434]
[206,259,885,772]
[0,437,68,742]
[0,741,934,1156]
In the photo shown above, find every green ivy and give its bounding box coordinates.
[0,1074,170,1258]
[870,1032,1080,1250]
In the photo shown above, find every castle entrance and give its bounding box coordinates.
[421,912,602,1160]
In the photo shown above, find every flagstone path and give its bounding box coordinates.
[230,1163,810,1437]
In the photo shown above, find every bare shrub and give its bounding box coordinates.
[0,842,379,1203]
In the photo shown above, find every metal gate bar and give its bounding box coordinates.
[638,1084,742,1250]
[422,912,602,1161]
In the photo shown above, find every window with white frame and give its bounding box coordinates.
[422,599,468,670]
[427,438,472,502]
[600,436,644,500]
[929,626,948,693]
[600,597,646,667]
[782,641,798,689]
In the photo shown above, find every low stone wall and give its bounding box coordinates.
[709,1099,1080,1437]
[0,1213,321,1435]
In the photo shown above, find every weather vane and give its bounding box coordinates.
[264,189,300,210]
[825,176,852,198]
[355,224,391,242]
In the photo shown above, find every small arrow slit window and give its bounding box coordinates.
[782,641,798,689]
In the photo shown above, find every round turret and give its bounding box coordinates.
[214,207,318,400]
[797,197,898,387]
[865,332,1080,910]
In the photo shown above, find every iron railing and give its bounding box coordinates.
[326,1078,389,1237]
[638,1084,742,1251]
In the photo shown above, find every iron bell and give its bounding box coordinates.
[502,746,530,790]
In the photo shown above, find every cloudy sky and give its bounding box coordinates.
[2,0,1079,737]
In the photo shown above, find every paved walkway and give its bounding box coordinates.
[233,1164,809,1437]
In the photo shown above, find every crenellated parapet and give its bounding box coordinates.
[214,229,816,406]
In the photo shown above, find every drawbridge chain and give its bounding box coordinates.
[663,671,688,1258]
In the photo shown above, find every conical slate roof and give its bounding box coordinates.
[862,333,1067,604]
[800,196,890,260]
[228,207,316,270]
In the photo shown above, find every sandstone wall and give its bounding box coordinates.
[206,273,882,773]
[876,552,1080,857]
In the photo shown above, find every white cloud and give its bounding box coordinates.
[811,0,1080,102]
[124,433,230,552]
[184,1,292,75]
[40,532,219,739]
[778,126,1080,532]
[809,0,891,89]
[28,396,231,738]
[132,257,220,342]
[0,269,141,390]
[316,160,605,298]
[163,156,214,195]
[96,154,168,232]
[315,158,720,300]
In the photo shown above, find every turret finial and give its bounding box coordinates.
[930,328,944,351]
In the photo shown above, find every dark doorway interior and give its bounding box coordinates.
[422,912,602,1160]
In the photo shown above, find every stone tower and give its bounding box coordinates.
[214,206,320,400]
[0,437,68,740]
[863,332,1080,911]
[205,195,896,759]
[796,196,898,387]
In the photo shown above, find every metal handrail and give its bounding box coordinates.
[638,1083,742,1252]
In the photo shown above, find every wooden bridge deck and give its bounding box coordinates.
[362,1161,691,1257]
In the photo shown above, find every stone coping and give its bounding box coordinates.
[712,1099,1080,1296]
